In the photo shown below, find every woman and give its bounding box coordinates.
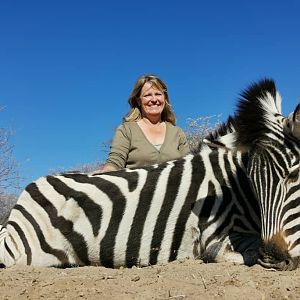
[93,74,190,174]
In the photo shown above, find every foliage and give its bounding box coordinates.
[184,115,222,153]
[0,120,20,195]
[0,108,20,220]
[49,141,111,175]
[0,193,17,223]
[49,161,105,175]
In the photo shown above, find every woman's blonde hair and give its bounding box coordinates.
[123,74,176,125]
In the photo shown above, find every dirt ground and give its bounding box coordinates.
[0,259,299,300]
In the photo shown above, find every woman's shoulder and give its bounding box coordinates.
[117,121,136,129]
[121,121,139,131]
[166,121,184,133]
[123,121,137,126]
[117,121,140,137]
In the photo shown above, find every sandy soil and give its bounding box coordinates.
[0,259,299,300]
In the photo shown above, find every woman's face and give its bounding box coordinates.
[139,82,165,118]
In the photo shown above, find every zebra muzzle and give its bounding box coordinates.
[257,243,300,271]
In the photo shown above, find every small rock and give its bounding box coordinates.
[131,275,140,282]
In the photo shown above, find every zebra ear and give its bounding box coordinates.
[285,104,300,139]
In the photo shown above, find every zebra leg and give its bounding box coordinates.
[201,233,261,266]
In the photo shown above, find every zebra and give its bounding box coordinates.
[0,79,300,270]
[202,116,237,150]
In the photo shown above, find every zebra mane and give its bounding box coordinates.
[205,116,236,140]
[202,116,237,150]
[234,78,282,148]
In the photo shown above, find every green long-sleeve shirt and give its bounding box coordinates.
[106,121,190,169]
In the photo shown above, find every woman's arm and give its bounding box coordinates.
[92,124,131,175]
[178,127,190,156]
[91,164,118,175]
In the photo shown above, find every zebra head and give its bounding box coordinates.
[235,79,300,270]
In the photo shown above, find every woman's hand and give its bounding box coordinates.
[91,165,117,175]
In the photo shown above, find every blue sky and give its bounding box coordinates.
[1,0,300,190]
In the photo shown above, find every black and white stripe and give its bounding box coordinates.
[1,78,300,270]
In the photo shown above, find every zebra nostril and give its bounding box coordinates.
[283,257,300,271]
[0,263,6,268]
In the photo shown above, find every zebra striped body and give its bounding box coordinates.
[1,78,300,270]
[0,147,261,268]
